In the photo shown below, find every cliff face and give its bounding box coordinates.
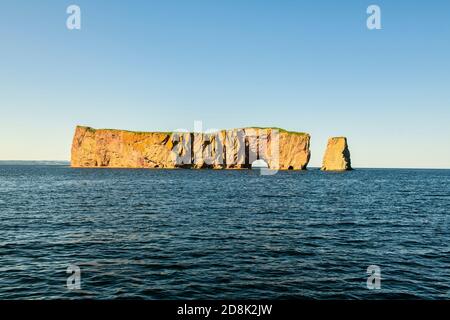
[321,137,352,171]
[71,126,311,170]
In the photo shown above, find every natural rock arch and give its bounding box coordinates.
[251,159,269,169]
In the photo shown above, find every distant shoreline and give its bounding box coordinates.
[0,160,70,166]
[0,161,449,170]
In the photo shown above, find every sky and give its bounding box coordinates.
[0,0,449,168]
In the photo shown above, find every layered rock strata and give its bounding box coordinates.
[71,126,311,170]
[321,137,352,171]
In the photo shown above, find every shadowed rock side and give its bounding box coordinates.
[71,126,311,170]
[321,137,352,171]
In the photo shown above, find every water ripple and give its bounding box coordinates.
[0,166,449,299]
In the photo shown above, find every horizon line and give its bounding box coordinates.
[0,160,449,170]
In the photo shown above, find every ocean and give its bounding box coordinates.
[0,164,449,299]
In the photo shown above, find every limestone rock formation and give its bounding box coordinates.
[71,126,311,170]
[321,137,352,171]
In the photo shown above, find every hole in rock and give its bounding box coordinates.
[251,159,269,169]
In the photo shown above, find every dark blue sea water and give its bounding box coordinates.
[0,164,449,299]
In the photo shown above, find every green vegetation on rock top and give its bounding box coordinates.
[247,127,309,136]
[77,126,172,135]
[76,125,309,136]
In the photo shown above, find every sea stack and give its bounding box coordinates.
[321,137,352,171]
[71,126,311,170]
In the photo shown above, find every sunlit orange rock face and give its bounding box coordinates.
[71,126,311,170]
[321,137,352,171]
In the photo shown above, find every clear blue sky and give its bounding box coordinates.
[0,0,449,168]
